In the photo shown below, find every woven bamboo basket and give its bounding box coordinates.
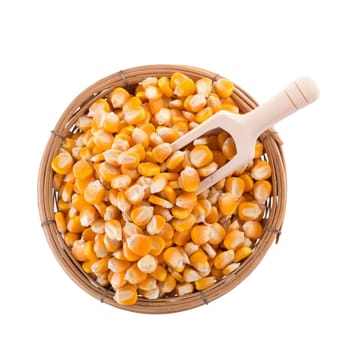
[37,64,287,314]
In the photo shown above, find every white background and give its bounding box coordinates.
[1,0,349,349]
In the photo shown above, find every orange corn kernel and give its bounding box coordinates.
[148,194,173,209]
[98,161,119,183]
[183,267,201,283]
[72,239,88,261]
[147,215,166,235]
[79,204,97,227]
[151,264,168,282]
[110,87,130,108]
[251,160,272,180]
[175,192,197,210]
[54,211,66,234]
[238,201,263,221]
[165,150,185,170]
[82,227,95,241]
[118,150,141,169]
[189,249,210,275]
[239,173,254,192]
[223,229,245,250]
[158,76,173,97]
[111,174,132,190]
[190,224,210,245]
[108,257,131,273]
[242,221,263,240]
[195,276,216,291]
[214,78,234,98]
[185,94,207,113]
[217,193,238,216]
[196,77,212,97]
[63,232,80,247]
[171,207,191,220]
[125,264,147,284]
[122,243,140,262]
[122,98,147,125]
[207,94,222,113]
[137,162,160,177]
[159,274,177,294]
[91,256,109,274]
[93,129,114,151]
[150,235,165,256]
[105,219,122,241]
[254,141,264,159]
[174,77,196,97]
[222,137,237,160]
[173,229,192,246]
[213,250,235,269]
[152,143,173,163]
[171,214,196,232]
[189,145,213,168]
[67,215,84,233]
[233,246,252,262]
[126,234,152,256]
[150,173,168,194]
[110,271,127,289]
[158,222,174,241]
[179,167,200,192]
[225,177,245,200]
[163,246,185,272]
[145,84,163,100]
[157,127,180,143]
[83,180,105,205]
[176,283,194,296]
[137,254,158,273]
[52,152,74,175]
[207,223,225,245]
[130,206,154,226]
[114,285,138,305]
[253,180,272,202]
[125,184,145,205]
[138,276,158,291]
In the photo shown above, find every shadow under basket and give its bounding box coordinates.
[37,64,287,314]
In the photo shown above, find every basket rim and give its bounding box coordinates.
[37,64,287,314]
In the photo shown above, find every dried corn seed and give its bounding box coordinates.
[148,194,173,209]
[238,201,263,221]
[191,224,210,245]
[138,162,160,177]
[165,150,185,170]
[190,145,213,168]
[253,180,272,202]
[91,256,109,274]
[196,77,212,97]
[163,246,185,272]
[213,250,234,269]
[214,78,234,98]
[137,254,158,273]
[222,137,237,160]
[127,234,152,256]
[63,232,80,247]
[72,239,88,261]
[110,87,130,108]
[223,229,245,250]
[179,167,200,192]
[239,173,254,192]
[151,264,168,282]
[146,215,166,235]
[171,207,191,220]
[218,193,238,216]
[114,285,138,305]
[150,235,165,256]
[52,152,74,175]
[251,160,272,180]
[174,78,196,97]
[150,173,168,193]
[108,257,131,273]
[233,246,252,262]
[225,177,245,200]
[183,267,201,282]
[195,276,216,290]
[189,249,210,275]
[130,206,154,226]
[176,282,194,296]
[54,211,66,234]
[242,220,263,240]
[152,143,172,163]
[159,274,177,294]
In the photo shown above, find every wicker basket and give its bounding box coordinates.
[37,64,287,314]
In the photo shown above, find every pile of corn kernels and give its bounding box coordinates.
[52,72,272,305]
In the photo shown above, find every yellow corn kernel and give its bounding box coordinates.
[98,161,119,183]
[102,112,120,134]
[104,219,122,241]
[79,203,97,227]
[149,97,166,115]
[138,275,158,291]
[111,174,132,190]
[183,242,199,256]
[130,206,154,226]
[108,257,131,273]
[195,276,216,291]
[202,242,216,259]
[179,166,200,192]
[90,256,109,274]
[63,232,80,247]
[214,78,234,98]
[109,190,130,212]
[81,227,95,242]
[170,72,187,89]
[148,194,173,209]
[110,271,127,289]
[239,173,254,192]
[172,230,191,246]
[103,205,119,221]
[222,262,240,276]
[171,207,191,220]
[131,127,149,148]
[242,220,263,240]
[224,229,245,250]
[198,161,218,178]
[122,98,147,125]
[174,76,196,97]
[205,206,218,224]
[163,246,185,272]
[72,239,88,261]
[159,274,177,294]
[137,254,158,273]
[92,234,107,258]
[67,215,84,233]
[233,246,252,262]
[125,184,145,205]
[122,243,140,262]
[217,193,238,216]
[207,94,222,113]
[151,264,168,282]
[126,234,152,257]
[52,151,74,175]
[57,199,70,212]
[213,250,235,269]
[208,223,226,245]
[137,162,160,177]
[164,150,184,170]
[253,180,272,202]
[176,282,194,296]
[93,201,107,218]
[79,146,92,160]
[149,235,165,256]
[150,173,168,194]
[174,192,196,210]
[222,137,237,160]
[238,201,263,221]
[152,142,172,164]
[123,222,143,238]
[157,127,180,143]
[93,129,114,151]
[154,107,171,126]
[145,84,163,100]
[251,160,272,180]
[183,267,201,282]
[104,234,121,253]
[118,150,141,169]
[114,285,138,305]
[53,173,63,191]
[158,76,173,97]
[82,260,95,274]
[225,177,245,200]
[196,77,212,97]
[147,215,166,235]
[83,180,105,205]
[54,211,66,234]
[158,222,174,241]
[110,87,129,108]
[171,214,196,232]
[189,249,210,275]
[140,122,156,137]
[185,94,207,113]
[190,224,210,245]
[254,141,264,159]
[189,145,213,168]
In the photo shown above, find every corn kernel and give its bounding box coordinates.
[223,229,245,250]
[83,180,105,205]
[190,224,210,245]
[179,166,200,192]
[217,193,238,216]
[214,78,234,98]
[127,234,152,256]
[238,201,263,221]
[176,282,194,296]
[158,76,173,97]
[225,177,245,200]
[114,285,138,305]
[147,215,166,235]
[196,77,212,97]
[253,180,272,202]
[51,152,74,175]
[213,250,235,269]
[130,205,154,226]
[159,274,177,294]
[152,143,172,163]
[242,220,263,240]
[195,276,216,290]
[183,267,201,282]
[163,246,185,272]
[251,160,272,180]
[110,87,130,108]
[233,246,252,262]
[54,211,66,234]
[137,254,158,273]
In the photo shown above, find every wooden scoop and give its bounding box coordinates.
[171,76,319,194]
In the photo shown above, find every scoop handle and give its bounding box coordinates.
[247,76,320,137]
